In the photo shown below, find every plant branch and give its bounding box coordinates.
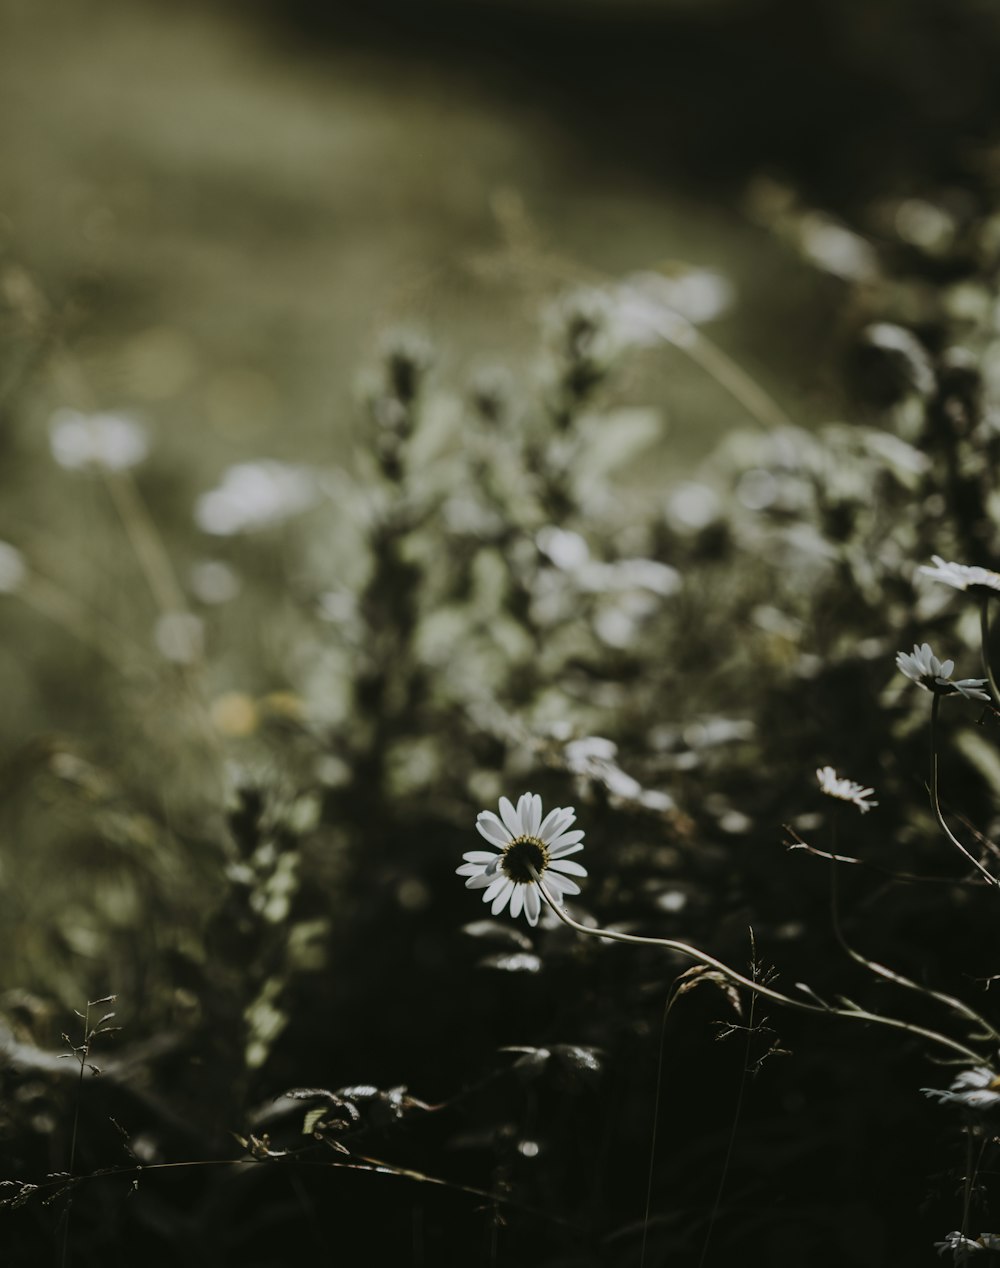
[531,875,985,1065]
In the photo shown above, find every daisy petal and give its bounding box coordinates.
[545,873,581,896]
[540,809,574,841]
[498,797,521,837]
[524,884,541,926]
[482,874,508,901]
[457,863,484,876]
[466,872,496,889]
[546,829,585,853]
[538,806,569,839]
[491,880,515,916]
[549,858,587,877]
[548,840,584,859]
[509,884,525,919]
[527,793,542,836]
[476,813,510,847]
[463,850,501,864]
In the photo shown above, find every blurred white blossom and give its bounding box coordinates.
[190,560,241,605]
[816,766,878,814]
[536,526,590,570]
[195,461,319,536]
[923,1067,1000,1111]
[578,557,681,597]
[154,611,204,664]
[0,541,27,594]
[934,1230,1000,1257]
[796,213,879,283]
[49,409,149,472]
[896,643,989,701]
[919,555,1000,596]
[611,268,734,346]
[565,736,674,812]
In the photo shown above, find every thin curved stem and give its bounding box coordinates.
[785,826,979,886]
[531,874,984,1065]
[980,595,1000,709]
[930,693,999,889]
[671,322,795,432]
[827,816,1000,1043]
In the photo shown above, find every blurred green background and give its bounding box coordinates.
[0,0,846,480]
[4,2,1000,1263]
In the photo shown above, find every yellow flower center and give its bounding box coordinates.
[501,835,550,884]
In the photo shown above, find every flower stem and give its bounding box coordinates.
[980,595,1000,708]
[61,1001,90,1268]
[826,815,1000,1041]
[530,874,984,1064]
[930,694,999,888]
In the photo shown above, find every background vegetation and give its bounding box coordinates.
[3,0,1000,1263]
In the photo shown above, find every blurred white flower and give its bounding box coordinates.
[195,462,319,536]
[457,793,587,927]
[666,482,722,533]
[935,1230,1000,1257]
[49,409,149,471]
[796,213,879,283]
[154,611,204,664]
[816,766,878,814]
[190,560,241,605]
[0,541,27,594]
[924,1067,1000,1111]
[537,526,590,570]
[611,268,734,346]
[895,643,989,701]
[919,555,1000,596]
[579,557,681,597]
[565,736,675,812]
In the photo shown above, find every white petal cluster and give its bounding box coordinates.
[457,793,587,927]
[923,1067,1000,1111]
[919,555,1000,596]
[49,410,149,472]
[895,643,990,702]
[195,462,319,536]
[816,766,878,814]
[934,1230,1000,1256]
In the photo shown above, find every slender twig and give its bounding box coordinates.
[639,989,674,1268]
[530,873,985,1064]
[102,470,188,621]
[465,234,794,434]
[785,826,979,886]
[697,945,757,1268]
[656,316,796,432]
[60,1001,91,1268]
[930,694,999,889]
[826,818,1000,1043]
[26,1148,576,1232]
[980,596,1000,709]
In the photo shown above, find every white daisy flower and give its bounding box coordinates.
[457,793,587,927]
[934,1230,997,1257]
[895,642,989,701]
[816,766,878,814]
[923,1067,1000,1111]
[919,555,1000,596]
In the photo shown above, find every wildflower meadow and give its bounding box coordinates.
[5,2,1000,1265]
